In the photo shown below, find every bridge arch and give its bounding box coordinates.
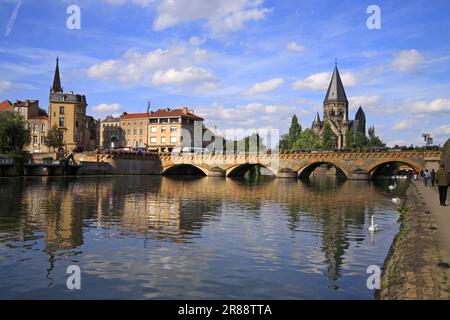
[226,163,277,177]
[162,164,209,176]
[367,158,424,177]
[296,160,351,179]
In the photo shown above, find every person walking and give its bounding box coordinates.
[423,169,430,186]
[431,169,436,187]
[436,163,449,206]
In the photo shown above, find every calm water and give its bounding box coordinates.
[0,175,407,299]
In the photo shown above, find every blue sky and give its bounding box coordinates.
[0,0,449,146]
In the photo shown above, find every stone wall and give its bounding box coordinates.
[442,138,450,171]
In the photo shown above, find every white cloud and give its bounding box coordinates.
[286,42,305,52]
[197,102,309,135]
[393,49,423,72]
[87,45,217,91]
[349,95,381,111]
[393,118,417,131]
[92,103,122,112]
[0,80,13,92]
[292,71,357,91]
[412,98,450,114]
[100,0,154,6]
[430,124,450,139]
[243,77,284,96]
[151,67,216,86]
[152,0,271,34]
[189,36,206,46]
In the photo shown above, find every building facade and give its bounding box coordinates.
[48,58,98,153]
[100,108,204,152]
[311,64,366,149]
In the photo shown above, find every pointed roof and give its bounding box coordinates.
[324,64,348,103]
[355,106,366,121]
[314,112,321,123]
[52,57,63,93]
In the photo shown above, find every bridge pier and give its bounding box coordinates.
[348,170,370,180]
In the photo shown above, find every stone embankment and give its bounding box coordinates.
[379,182,450,300]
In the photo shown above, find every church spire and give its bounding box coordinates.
[52,57,63,93]
[314,112,321,123]
[324,63,347,103]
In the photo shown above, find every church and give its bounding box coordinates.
[311,64,366,150]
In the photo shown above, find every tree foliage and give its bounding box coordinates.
[0,111,30,153]
[321,123,334,149]
[45,125,64,151]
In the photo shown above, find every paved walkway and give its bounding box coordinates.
[413,180,450,264]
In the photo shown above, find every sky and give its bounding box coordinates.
[0,0,449,146]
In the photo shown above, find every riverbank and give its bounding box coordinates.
[379,180,450,299]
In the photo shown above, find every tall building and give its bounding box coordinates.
[311,63,366,149]
[48,58,97,153]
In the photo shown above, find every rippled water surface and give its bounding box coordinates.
[0,175,407,299]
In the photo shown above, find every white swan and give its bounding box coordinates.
[392,198,401,204]
[388,183,397,191]
[368,215,379,232]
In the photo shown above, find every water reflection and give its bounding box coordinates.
[0,176,404,299]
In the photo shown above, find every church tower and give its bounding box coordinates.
[48,58,92,153]
[323,63,348,125]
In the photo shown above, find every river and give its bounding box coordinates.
[0,175,407,299]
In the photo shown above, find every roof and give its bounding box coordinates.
[0,100,13,111]
[120,108,204,121]
[52,57,63,93]
[324,65,348,103]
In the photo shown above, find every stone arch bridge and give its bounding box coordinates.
[160,150,442,179]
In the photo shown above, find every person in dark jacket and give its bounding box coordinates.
[436,163,449,206]
[431,169,436,187]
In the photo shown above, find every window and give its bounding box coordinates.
[161,136,166,144]
[139,129,143,136]
[170,136,176,143]
[59,117,65,127]
[150,137,157,144]
[41,124,45,132]
[149,119,158,124]
[33,124,38,134]
[41,136,45,144]
[133,129,136,135]
[150,126,157,133]
[59,131,64,141]
[33,136,38,146]
[60,106,65,115]
[170,126,177,133]
[161,126,166,133]
[127,129,130,135]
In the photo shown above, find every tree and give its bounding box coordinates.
[0,111,30,153]
[367,126,385,148]
[288,115,302,149]
[292,129,322,150]
[278,134,289,152]
[45,125,64,151]
[321,123,334,150]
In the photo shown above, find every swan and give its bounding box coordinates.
[368,215,379,232]
[392,198,401,204]
[388,183,397,190]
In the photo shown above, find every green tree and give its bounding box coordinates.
[0,111,30,153]
[321,123,334,150]
[288,115,302,149]
[292,129,322,150]
[346,130,355,149]
[367,126,385,148]
[45,125,64,152]
[278,134,289,152]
